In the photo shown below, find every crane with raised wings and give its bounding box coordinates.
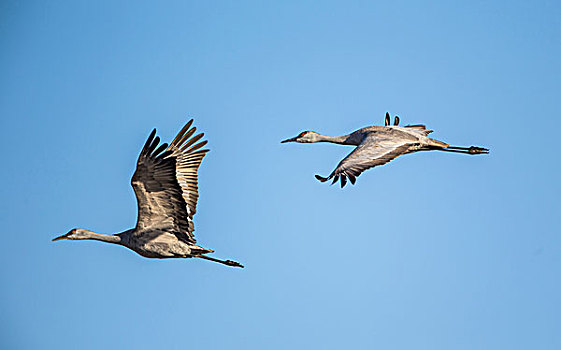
[53,120,243,268]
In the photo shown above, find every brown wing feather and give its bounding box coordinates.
[131,120,208,243]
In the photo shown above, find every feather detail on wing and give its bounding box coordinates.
[404,124,433,136]
[131,120,208,243]
[315,132,415,188]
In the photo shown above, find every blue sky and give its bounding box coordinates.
[1,1,560,349]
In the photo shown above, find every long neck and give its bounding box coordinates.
[315,133,355,145]
[78,229,122,244]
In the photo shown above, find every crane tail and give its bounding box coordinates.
[427,138,449,148]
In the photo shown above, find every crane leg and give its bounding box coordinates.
[434,145,489,154]
[443,146,489,154]
[197,255,244,268]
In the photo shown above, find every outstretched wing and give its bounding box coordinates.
[131,120,208,243]
[315,131,416,188]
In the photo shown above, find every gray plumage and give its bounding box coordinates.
[53,120,243,268]
[281,112,489,188]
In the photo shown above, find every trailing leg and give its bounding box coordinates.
[424,145,489,154]
[444,145,489,154]
[198,255,244,268]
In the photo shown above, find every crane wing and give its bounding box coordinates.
[315,131,416,188]
[131,120,208,243]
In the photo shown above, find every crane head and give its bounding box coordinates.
[52,228,84,241]
[281,131,319,143]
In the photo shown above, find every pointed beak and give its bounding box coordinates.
[52,232,71,241]
[281,137,298,143]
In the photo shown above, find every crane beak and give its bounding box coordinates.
[281,137,298,143]
[52,231,71,241]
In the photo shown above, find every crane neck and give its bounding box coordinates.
[316,134,357,145]
[77,229,122,244]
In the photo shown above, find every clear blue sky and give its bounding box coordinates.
[1,1,560,349]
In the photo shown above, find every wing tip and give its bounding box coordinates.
[315,174,329,182]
